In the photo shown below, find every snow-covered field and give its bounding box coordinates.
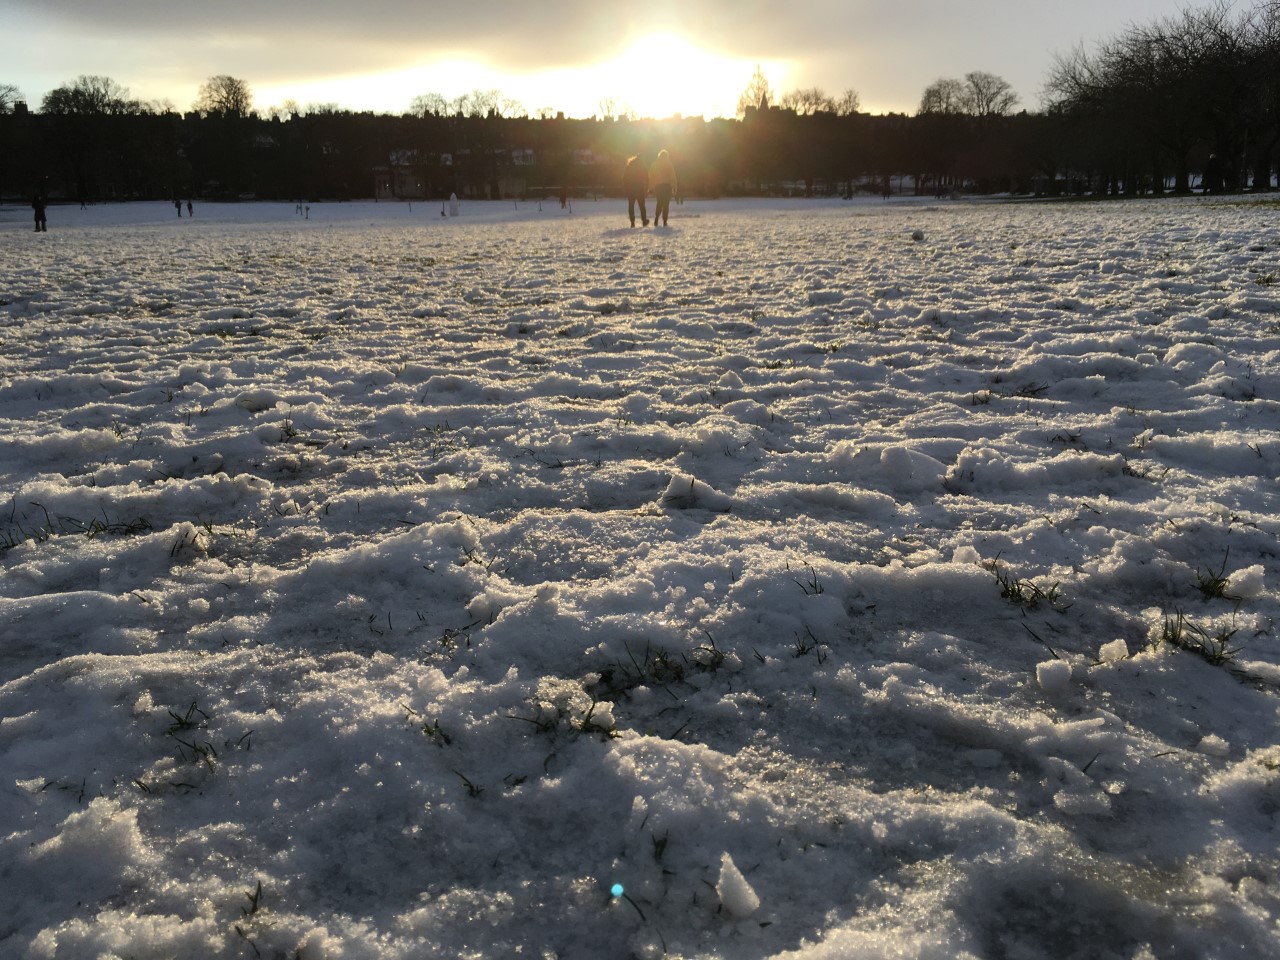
[1,195,1278,959]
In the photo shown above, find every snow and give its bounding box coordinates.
[1,194,1278,959]
[716,852,761,919]
[1036,659,1073,694]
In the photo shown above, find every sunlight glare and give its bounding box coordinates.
[253,35,783,121]
[590,32,763,119]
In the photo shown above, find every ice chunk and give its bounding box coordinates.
[1036,659,1072,693]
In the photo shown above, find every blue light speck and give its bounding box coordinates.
[610,883,624,898]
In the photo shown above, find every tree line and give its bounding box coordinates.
[3,1,1278,204]
[1044,0,1280,194]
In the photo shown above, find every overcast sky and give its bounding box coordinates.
[4,0,1196,118]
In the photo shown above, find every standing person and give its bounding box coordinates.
[174,199,182,217]
[32,194,47,232]
[649,149,677,227]
[1202,154,1223,194]
[186,200,193,217]
[623,154,648,227]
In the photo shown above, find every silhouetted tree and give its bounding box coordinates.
[780,87,836,115]
[1044,1,1252,192]
[410,93,449,117]
[0,83,23,113]
[736,65,773,116]
[38,76,150,200]
[834,88,861,116]
[918,73,1018,117]
[964,71,1019,117]
[450,89,523,118]
[42,75,140,115]
[1244,1,1280,186]
[918,78,969,115]
[195,75,253,117]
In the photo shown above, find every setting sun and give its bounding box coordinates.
[585,32,772,119]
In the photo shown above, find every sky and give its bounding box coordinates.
[3,0,1197,118]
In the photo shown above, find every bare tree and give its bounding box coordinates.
[498,96,526,118]
[1044,0,1248,193]
[964,71,1019,116]
[410,92,449,117]
[42,75,140,115]
[0,82,23,113]
[195,75,253,117]
[264,101,301,121]
[736,65,773,116]
[918,77,969,115]
[141,97,177,115]
[834,88,861,116]
[780,86,837,115]
[450,89,521,118]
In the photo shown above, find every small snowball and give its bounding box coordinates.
[716,852,760,918]
[952,545,981,565]
[1098,639,1129,663]
[910,229,925,242]
[1036,659,1072,693]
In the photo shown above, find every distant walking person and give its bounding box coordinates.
[649,149,677,227]
[174,199,182,217]
[32,194,47,232]
[186,200,193,217]
[624,154,648,227]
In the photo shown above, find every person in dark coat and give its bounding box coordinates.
[649,149,677,227]
[624,155,649,227]
[32,195,47,232]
